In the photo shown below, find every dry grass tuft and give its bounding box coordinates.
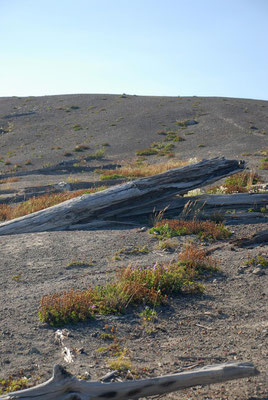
[0,187,107,221]
[0,177,19,184]
[96,159,190,180]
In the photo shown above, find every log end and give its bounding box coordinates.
[52,364,73,381]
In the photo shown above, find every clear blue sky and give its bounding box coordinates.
[1,0,268,99]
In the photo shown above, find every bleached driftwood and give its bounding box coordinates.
[0,158,244,235]
[0,362,259,400]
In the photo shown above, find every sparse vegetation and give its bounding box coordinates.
[259,158,268,170]
[114,245,149,257]
[208,171,262,194]
[175,119,198,127]
[0,177,19,184]
[157,130,185,142]
[0,187,107,221]
[73,124,83,131]
[38,243,217,326]
[89,149,105,159]
[244,255,268,268]
[96,159,190,179]
[0,377,29,394]
[136,141,175,157]
[149,219,232,241]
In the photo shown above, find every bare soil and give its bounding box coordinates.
[0,94,267,399]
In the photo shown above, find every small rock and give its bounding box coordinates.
[139,227,146,232]
[252,268,265,276]
[28,347,41,355]
[237,267,244,274]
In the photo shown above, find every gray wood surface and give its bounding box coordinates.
[0,158,244,235]
[0,362,259,400]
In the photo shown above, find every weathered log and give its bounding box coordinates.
[0,362,259,400]
[0,158,244,235]
[117,192,268,220]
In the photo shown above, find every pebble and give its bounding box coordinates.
[252,268,265,276]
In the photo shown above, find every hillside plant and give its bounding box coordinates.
[95,159,190,180]
[149,219,232,241]
[38,243,218,326]
[208,171,262,194]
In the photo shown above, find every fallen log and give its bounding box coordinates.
[0,158,244,235]
[117,192,268,220]
[0,362,259,400]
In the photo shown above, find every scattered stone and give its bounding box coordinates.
[139,227,147,232]
[252,268,266,276]
[237,267,245,274]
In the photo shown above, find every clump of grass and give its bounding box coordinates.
[208,171,262,194]
[136,141,175,157]
[157,130,185,142]
[175,119,198,127]
[0,177,19,184]
[0,377,29,394]
[73,124,83,131]
[157,239,178,252]
[38,243,217,326]
[0,187,107,221]
[100,173,124,181]
[259,158,268,170]
[89,149,105,159]
[136,148,158,156]
[139,307,157,322]
[107,349,132,372]
[96,160,189,180]
[149,219,232,241]
[114,245,149,257]
[244,255,268,268]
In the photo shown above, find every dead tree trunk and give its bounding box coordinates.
[0,362,259,400]
[0,158,244,235]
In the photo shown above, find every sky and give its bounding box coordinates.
[1,0,268,100]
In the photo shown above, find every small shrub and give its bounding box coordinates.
[0,377,29,394]
[139,307,157,322]
[149,219,232,241]
[136,148,158,156]
[89,149,105,159]
[208,171,262,194]
[245,255,268,268]
[100,174,123,181]
[70,106,80,110]
[38,244,218,326]
[73,124,83,131]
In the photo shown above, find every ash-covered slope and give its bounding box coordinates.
[0,94,267,177]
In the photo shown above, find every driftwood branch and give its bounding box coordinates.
[0,158,244,235]
[0,362,259,400]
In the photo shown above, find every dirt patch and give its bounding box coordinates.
[0,223,267,399]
